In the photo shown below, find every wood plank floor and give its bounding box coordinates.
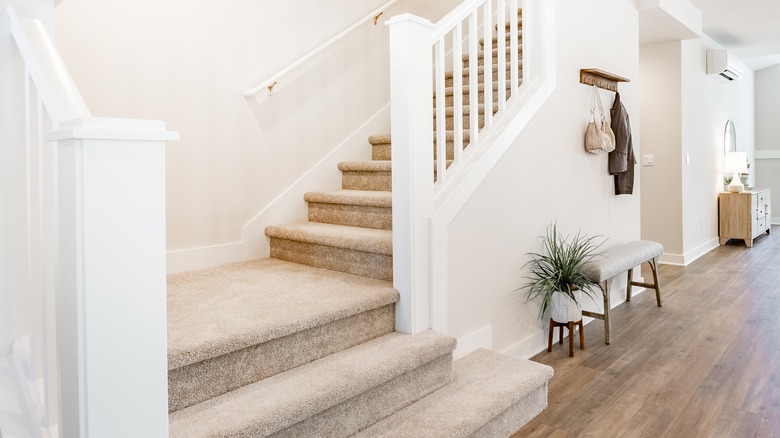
[512,226,780,437]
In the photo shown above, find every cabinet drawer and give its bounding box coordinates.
[758,217,766,231]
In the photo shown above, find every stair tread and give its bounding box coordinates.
[167,258,397,370]
[355,349,553,437]
[304,189,391,207]
[369,130,471,145]
[444,63,520,80]
[339,160,392,172]
[266,222,393,255]
[169,331,457,438]
[433,102,499,117]
[463,45,523,62]
[441,81,514,97]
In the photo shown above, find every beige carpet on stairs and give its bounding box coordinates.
[168,9,553,437]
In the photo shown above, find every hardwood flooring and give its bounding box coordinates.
[512,227,780,437]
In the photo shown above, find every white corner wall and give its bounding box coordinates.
[639,36,755,265]
[54,0,460,272]
[755,64,780,224]
[446,0,641,359]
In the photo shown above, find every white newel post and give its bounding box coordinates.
[49,117,178,438]
[387,14,434,334]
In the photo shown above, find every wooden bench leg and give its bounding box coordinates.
[626,267,633,302]
[603,280,611,345]
[649,256,662,307]
[578,320,585,350]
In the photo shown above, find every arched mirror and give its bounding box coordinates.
[724,120,737,153]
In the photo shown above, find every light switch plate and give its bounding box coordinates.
[642,154,654,166]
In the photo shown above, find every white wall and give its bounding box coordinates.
[681,38,754,257]
[639,37,755,265]
[54,0,459,270]
[755,64,780,224]
[446,0,642,358]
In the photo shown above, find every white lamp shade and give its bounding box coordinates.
[724,151,748,174]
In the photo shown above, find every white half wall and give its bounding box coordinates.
[445,0,642,359]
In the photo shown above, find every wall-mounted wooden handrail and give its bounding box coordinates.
[580,68,630,92]
[244,0,400,98]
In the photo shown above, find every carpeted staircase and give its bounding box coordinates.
[168,11,553,437]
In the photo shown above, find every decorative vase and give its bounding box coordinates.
[551,289,583,323]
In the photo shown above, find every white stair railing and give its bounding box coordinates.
[387,0,555,335]
[7,5,177,437]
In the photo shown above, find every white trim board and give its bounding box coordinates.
[167,104,390,274]
[755,150,780,159]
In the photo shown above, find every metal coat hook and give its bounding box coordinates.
[374,12,383,25]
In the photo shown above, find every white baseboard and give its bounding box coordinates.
[167,104,390,274]
[659,253,685,266]
[454,325,493,360]
[684,237,719,265]
[658,237,719,267]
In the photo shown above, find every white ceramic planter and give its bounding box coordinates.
[550,289,583,323]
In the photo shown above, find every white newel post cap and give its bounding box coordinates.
[45,117,180,142]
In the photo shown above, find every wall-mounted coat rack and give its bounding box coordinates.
[580,69,630,92]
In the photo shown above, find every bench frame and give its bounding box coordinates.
[581,256,662,344]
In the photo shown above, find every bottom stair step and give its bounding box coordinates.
[355,349,554,438]
[169,331,457,438]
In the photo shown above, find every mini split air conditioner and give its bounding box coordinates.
[707,49,743,82]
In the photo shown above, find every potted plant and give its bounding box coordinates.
[521,223,604,323]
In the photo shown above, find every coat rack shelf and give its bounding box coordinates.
[580,69,630,92]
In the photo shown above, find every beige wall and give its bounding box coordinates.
[54,0,459,256]
[639,37,755,265]
[639,41,684,256]
[446,0,642,358]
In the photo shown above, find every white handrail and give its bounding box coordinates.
[8,5,90,122]
[244,0,400,98]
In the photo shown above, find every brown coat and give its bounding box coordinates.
[608,92,635,195]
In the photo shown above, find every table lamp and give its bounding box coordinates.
[724,151,748,193]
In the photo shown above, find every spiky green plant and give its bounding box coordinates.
[521,223,604,320]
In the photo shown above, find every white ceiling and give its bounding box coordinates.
[687,0,780,70]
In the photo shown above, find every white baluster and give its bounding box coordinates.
[453,23,463,165]
[483,0,493,128]
[497,0,506,110]
[435,40,446,187]
[469,11,479,148]
[510,0,519,95]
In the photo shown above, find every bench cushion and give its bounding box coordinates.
[580,240,663,283]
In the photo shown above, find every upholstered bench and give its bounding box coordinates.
[580,240,664,345]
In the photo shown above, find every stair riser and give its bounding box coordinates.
[371,143,463,162]
[469,384,548,437]
[342,170,392,191]
[168,305,395,412]
[435,112,487,131]
[308,202,392,231]
[445,68,520,88]
[270,238,393,281]
[441,89,507,107]
[271,354,454,438]
[481,35,523,50]
[462,47,523,67]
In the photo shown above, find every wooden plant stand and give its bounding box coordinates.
[548,319,584,357]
